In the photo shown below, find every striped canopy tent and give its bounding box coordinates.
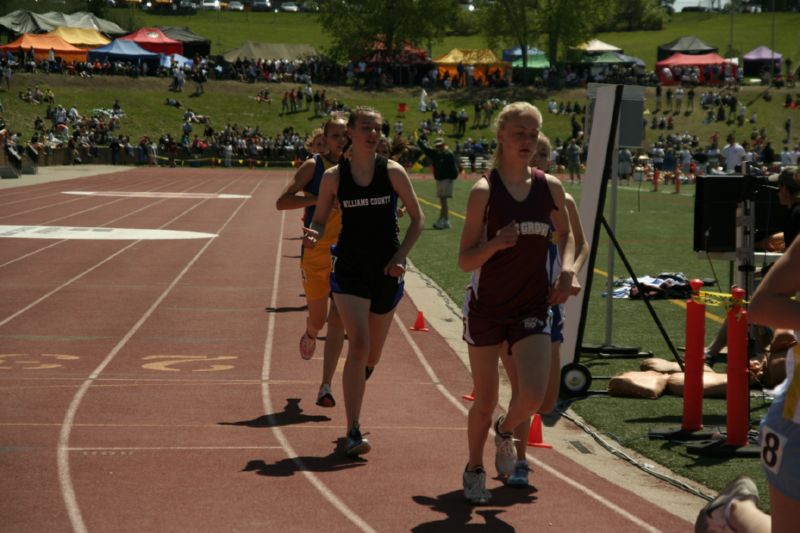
[0,33,87,63]
[120,27,182,56]
[575,39,622,54]
[511,54,550,69]
[434,48,508,83]
[47,27,110,49]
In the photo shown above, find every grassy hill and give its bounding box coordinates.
[115,10,800,63]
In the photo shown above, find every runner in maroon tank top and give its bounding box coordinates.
[458,102,575,504]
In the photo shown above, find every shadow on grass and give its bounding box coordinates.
[411,484,537,532]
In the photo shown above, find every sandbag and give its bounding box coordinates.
[640,357,713,374]
[608,371,668,399]
[667,372,727,398]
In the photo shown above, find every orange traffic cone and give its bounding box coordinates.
[527,414,552,448]
[462,388,475,401]
[410,311,429,332]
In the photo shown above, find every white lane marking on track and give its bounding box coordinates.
[0,225,217,240]
[56,180,254,533]
[64,191,251,199]
[0,180,213,269]
[394,316,663,533]
[261,210,376,533]
[68,446,284,451]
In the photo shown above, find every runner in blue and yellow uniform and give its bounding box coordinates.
[276,116,347,408]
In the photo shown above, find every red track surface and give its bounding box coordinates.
[0,168,691,532]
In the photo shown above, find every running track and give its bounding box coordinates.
[0,168,692,531]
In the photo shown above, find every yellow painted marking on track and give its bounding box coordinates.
[0,353,79,370]
[141,355,237,372]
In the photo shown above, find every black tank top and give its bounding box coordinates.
[334,155,400,266]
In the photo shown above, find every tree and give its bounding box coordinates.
[602,0,667,31]
[532,0,615,64]
[317,0,459,63]
[476,0,538,83]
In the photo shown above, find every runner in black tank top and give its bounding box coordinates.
[303,107,424,458]
[458,102,575,503]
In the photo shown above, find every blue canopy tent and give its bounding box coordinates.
[502,46,545,62]
[160,53,193,69]
[88,39,160,70]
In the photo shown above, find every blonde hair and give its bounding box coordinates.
[491,102,543,169]
[305,128,324,152]
[531,132,552,170]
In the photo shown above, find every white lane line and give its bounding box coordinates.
[57,180,257,533]
[394,316,663,533]
[0,179,211,269]
[68,446,284,452]
[0,225,217,240]
[0,177,155,207]
[261,210,376,533]
[64,191,251,199]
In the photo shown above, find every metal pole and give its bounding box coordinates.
[604,150,619,346]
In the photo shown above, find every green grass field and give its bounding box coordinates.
[117,10,800,65]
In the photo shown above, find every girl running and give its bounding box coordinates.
[276,116,348,408]
[501,132,590,487]
[304,107,424,456]
[459,102,575,503]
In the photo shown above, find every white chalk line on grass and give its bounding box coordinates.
[395,316,663,533]
[56,178,253,533]
[260,209,376,533]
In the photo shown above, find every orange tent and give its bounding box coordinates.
[0,33,88,63]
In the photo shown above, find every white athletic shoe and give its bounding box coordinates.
[463,466,491,504]
[494,415,516,478]
[695,475,759,533]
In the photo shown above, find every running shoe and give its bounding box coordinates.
[494,415,516,478]
[365,366,374,381]
[506,460,530,487]
[316,383,335,408]
[694,475,759,533]
[299,331,316,360]
[463,466,491,504]
[442,219,451,229]
[344,424,371,457]
[433,218,446,230]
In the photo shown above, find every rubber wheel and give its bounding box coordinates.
[560,363,592,397]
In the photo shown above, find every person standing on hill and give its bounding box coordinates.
[418,136,460,229]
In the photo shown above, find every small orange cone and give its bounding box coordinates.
[410,311,429,332]
[462,388,475,401]
[527,414,552,448]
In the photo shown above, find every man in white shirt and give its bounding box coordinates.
[721,133,746,172]
[781,146,795,166]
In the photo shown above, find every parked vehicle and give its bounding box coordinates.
[279,2,299,12]
[199,0,221,10]
[251,0,272,11]
[228,0,245,10]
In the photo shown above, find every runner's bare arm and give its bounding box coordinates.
[386,161,424,276]
[458,178,518,272]
[302,167,339,248]
[564,192,589,295]
[749,238,800,329]
[275,158,318,210]
[547,174,575,305]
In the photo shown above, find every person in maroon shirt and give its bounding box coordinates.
[458,102,575,504]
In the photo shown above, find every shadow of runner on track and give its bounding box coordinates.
[241,438,368,477]
[264,305,308,313]
[411,485,537,532]
[218,398,331,428]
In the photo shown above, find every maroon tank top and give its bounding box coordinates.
[467,168,556,321]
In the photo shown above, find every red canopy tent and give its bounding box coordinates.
[0,33,88,63]
[119,27,182,56]
[655,52,735,85]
